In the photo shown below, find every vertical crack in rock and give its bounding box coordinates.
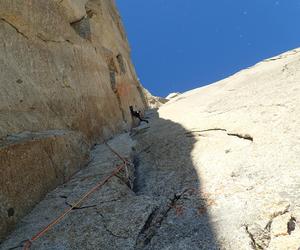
[116,94,127,123]
[132,155,141,193]
[135,190,188,249]
[244,225,265,250]
[104,50,128,123]
[132,145,153,194]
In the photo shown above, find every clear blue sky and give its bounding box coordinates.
[116,0,300,97]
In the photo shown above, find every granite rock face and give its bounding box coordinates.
[156,48,300,249]
[1,49,300,249]
[1,3,300,248]
[0,0,146,142]
[0,0,146,240]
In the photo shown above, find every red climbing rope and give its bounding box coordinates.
[104,141,129,164]
[21,142,128,250]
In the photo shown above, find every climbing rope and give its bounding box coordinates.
[104,141,129,164]
[15,142,129,250]
[104,141,130,178]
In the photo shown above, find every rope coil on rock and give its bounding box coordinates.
[16,142,129,250]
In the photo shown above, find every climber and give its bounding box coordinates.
[129,106,149,124]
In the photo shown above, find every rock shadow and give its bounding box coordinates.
[131,109,220,250]
[0,109,220,250]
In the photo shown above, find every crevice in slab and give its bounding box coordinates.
[36,33,73,44]
[103,49,128,123]
[244,225,265,250]
[59,195,96,210]
[65,201,96,210]
[1,18,29,39]
[227,133,253,142]
[186,128,254,142]
[1,18,73,44]
[132,155,141,193]
[135,190,189,249]
[186,128,227,134]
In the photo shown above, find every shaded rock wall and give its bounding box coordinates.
[0,0,146,240]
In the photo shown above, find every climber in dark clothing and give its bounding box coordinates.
[129,106,149,124]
